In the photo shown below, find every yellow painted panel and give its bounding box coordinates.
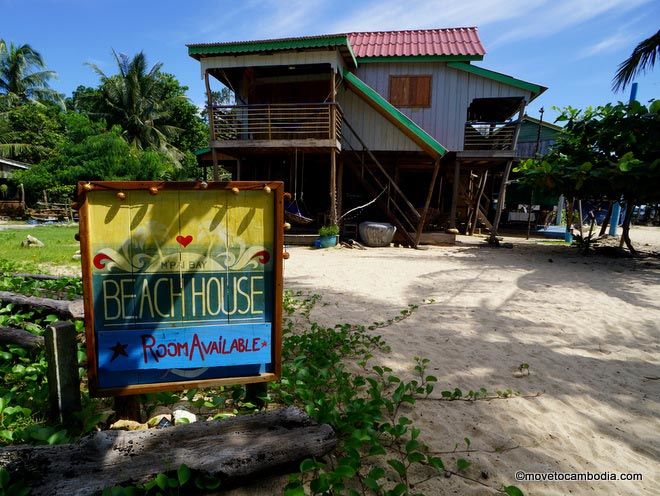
[128,190,181,273]
[178,189,228,271]
[226,190,273,325]
[226,190,274,270]
[86,190,132,275]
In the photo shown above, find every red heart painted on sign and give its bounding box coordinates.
[176,235,193,247]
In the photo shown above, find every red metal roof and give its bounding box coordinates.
[347,28,485,58]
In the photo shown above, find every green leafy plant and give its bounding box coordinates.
[318,224,340,237]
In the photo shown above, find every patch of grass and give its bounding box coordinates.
[0,224,80,273]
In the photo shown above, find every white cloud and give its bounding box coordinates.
[489,0,651,47]
[327,0,540,34]
[194,0,326,42]
[188,0,653,49]
[577,33,633,59]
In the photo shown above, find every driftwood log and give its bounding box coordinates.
[0,325,44,349]
[0,407,336,496]
[0,291,84,319]
[11,273,71,281]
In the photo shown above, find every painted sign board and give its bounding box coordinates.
[77,181,283,396]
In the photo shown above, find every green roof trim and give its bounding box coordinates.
[447,61,546,96]
[342,70,446,158]
[188,35,357,67]
[194,147,211,156]
[358,54,483,63]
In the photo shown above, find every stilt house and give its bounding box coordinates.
[188,28,546,245]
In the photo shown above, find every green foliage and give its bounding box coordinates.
[318,224,340,237]
[515,101,660,204]
[158,73,209,155]
[13,114,174,204]
[0,100,65,162]
[0,40,63,105]
[85,52,208,168]
[0,467,30,496]
[99,464,225,495]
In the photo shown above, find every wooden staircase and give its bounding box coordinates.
[342,118,421,247]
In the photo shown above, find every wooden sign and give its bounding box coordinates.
[77,181,283,396]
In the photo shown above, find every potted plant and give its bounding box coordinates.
[317,224,339,248]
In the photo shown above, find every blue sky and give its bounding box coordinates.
[2,0,658,122]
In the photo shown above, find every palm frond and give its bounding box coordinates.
[613,30,660,92]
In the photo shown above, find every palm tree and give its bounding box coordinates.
[0,40,63,105]
[88,51,183,160]
[612,30,660,92]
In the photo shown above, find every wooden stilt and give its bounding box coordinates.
[449,159,460,230]
[204,70,218,182]
[330,149,337,225]
[491,160,513,237]
[211,148,219,181]
[469,170,488,235]
[337,159,344,225]
[415,160,441,246]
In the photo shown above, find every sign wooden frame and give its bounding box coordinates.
[78,180,283,397]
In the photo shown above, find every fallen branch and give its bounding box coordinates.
[419,392,543,402]
[0,325,44,349]
[0,291,83,319]
[11,273,73,281]
[429,444,533,455]
[0,407,336,496]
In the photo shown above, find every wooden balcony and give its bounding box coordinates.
[209,103,342,152]
[459,121,519,159]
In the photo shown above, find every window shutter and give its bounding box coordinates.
[389,76,431,107]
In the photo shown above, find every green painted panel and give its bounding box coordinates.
[447,62,546,96]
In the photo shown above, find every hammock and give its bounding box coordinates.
[285,149,314,225]
[285,201,314,225]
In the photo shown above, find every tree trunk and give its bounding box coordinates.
[566,198,575,239]
[598,201,613,237]
[0,407,336,496]
[0,292,83,319]
[0,326,44,349]
[621,201,636,255]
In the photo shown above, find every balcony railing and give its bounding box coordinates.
[463,121,518,151]
[210,103,342,144]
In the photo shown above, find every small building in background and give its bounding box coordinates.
[0,157,28,218]
[515,115,562,159]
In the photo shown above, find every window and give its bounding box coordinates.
[389,76,432,108]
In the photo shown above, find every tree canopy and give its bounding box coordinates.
[87,51,194,164]
[515,100,660,252]
[1,44,210,202]
[0,41,63,105]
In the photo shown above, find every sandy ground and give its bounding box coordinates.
[279,226,660,495]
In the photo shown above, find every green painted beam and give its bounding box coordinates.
[358,54,483,63]
[342,70,447,158]
[188,35,357,68]
[188,35,345,55]
[447,62,546,96]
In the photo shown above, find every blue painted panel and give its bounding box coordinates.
[97,323,272,371]
[97,363,271,389]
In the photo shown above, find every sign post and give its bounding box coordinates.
[77,181,283,397]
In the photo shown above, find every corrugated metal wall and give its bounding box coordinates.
[338,62,532,151]
[339,88,422,153]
